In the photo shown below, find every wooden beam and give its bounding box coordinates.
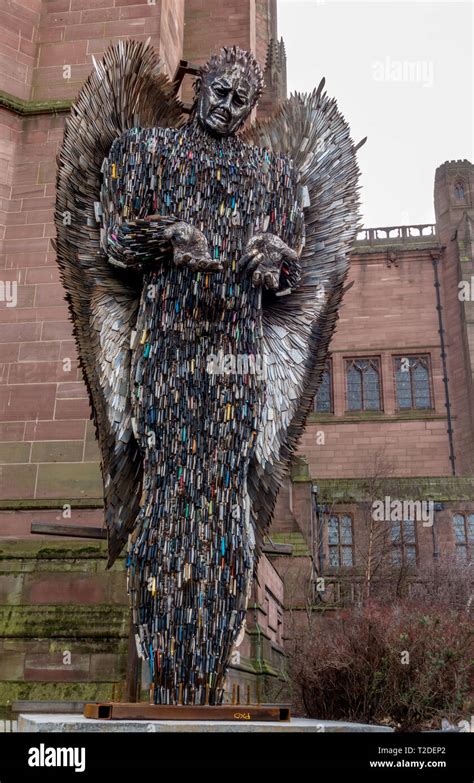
[172,59,201,91]
[30,522,106,539]
[84,702,291,721]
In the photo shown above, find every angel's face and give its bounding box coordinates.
[197,67,255,137]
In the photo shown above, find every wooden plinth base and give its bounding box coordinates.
[83,702,291,722]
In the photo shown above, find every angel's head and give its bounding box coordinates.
[194,46,264,137]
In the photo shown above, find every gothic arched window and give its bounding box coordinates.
[455,181,466,200]
[452,513,474,560]
[328,514,354,566]
[391,519,417,565]
[345,358,382,411]
[394,355,432,410]
[314,359,333,413]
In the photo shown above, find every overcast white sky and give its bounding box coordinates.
[278,0,473,228]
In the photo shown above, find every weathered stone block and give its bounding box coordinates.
[35,462,102,499]
[31,441,84,463]
[0,652,26,681]
[0,443,31,464]
[24,652,90,682]
[23,574,107,605]
[0,573,24,605]
[89,653,127,681]
[0,464,37,500]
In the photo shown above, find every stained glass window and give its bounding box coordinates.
[328,515,354,567]
[314,360,333,413]
[391,519,417,565]
[394,356,432,410]
[346,358,381,411]
[452,513,474,560]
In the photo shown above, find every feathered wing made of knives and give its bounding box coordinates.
[55,39,363,705]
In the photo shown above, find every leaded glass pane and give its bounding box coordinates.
[315,367,331,412]
[467,515,474,543]
[340,516,353,544]
[364,364,380,410]
[453,515,467,543]
[391,548,402,565]
[396,364,412,409]
[328,517,339,544]
[390,521,401,544]
[329,547,340,567]
[413,362,431,408]
[405,545,417,564]
[403,519,416,544]
[347,365,362,410]
[341,546,353,566]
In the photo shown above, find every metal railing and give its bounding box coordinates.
[356,224,437,244]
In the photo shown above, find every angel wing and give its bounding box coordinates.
[55,40,185,566]
[243,82,364,557]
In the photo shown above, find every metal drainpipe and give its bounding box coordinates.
[431,503,442,560]
[310,484,325,600]
[432,251,456,476]
[309,484,316,585]
[252,602,263,704]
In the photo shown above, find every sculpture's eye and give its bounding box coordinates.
[233,94,246,107]
[213,86,228,98]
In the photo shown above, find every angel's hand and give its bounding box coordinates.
[106,216,222,273]
[106,217,170,270]
[237,233,299,290]
[161,221,223,273]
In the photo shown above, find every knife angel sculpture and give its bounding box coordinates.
[55,39,362,705]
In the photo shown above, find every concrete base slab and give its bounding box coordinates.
[18,713,393,733]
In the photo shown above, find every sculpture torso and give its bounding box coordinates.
[103,118,300,703]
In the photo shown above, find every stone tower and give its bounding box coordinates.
[434,160,474,474]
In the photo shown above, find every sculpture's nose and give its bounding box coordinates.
[220,92,233,111]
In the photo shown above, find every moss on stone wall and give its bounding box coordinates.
[0,605,129,638]
[0,537,288,715]
[0,89,71,116]
[0,682,117,720]
[270,532,310,556]
[0,540,110,560]
[312,476,474,501]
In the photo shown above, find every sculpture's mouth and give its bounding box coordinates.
[209,108,231,128]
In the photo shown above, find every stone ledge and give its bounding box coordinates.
[312,476,474,501]
[0,90,72,116]
[0,539,109,560]
[307,412,449,424]
[0,500,104,510]
[353,243,438,254]
[270,532,310,556]
[18,713,393,733]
